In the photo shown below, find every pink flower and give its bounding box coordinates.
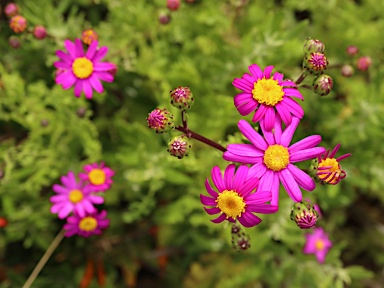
[303,227,332,263]
[50,171,104,219]
[79,162,114,192]
[63,210,110,237]
[200,164,278,228]
[54,38,115,99]
[223,116,326,205]
[233,64,304,131]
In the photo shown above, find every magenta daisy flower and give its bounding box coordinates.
[79,162,114,192]
[303,227,332,263]
[63,210,110,237]
[223,116,326,205]
[200,164,278,228]
[233,64,304,131]
[54,38,115,99]
[50,171,104,219]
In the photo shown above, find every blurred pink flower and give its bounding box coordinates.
[54,38,115,99]
[50,171,104,219]
[303,227,332,263]
[64,210,110,237]
[224,116,326,205]
[232,64,304,131]
[79,162,115,192]
[200,164,278,228]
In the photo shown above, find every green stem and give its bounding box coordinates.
[22,229,65,288]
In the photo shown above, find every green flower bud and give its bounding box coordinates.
[170,86,194,111]
[146,108,175,133]
[313,74,333,97]
[303,52,328,75]
[290,201,319,229]
[303,38,325,54]
[167,135,191,159]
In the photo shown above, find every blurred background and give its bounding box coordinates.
[0,0,383,287]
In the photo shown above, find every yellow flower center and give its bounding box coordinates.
[216,190,246,219]
[315,239,324,250]
[78,216,98,232]
[263,145,290,171]
[69,189,84,204]
[252,78,284,106]
[318,158,341,184]
[89,169,106,185]
[72,57,94,79]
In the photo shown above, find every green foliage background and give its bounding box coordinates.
[0,0,383,287]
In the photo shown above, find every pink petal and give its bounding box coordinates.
[74,38,84,57]
[94,62,116,72]
[95,72,114,82]
[287,164,316,191]
[278,169,302,202]
[211,213,226,224]
[238,120,268,151]
[211,166,225,192]
[247,204,278,214]
[247,163,268,179]
[233,78,253,91]
[252,104,267,122]
[232,165,248,192]
[238,211,261,227]
[200,194,216,206]
[58,203,73,219]
[289,135,322,154]
[89,195,104,204]
[223,151,263,164]
[263,65,274,78]
[92,46,108,62]
[204,207,220,215]
[246,190,272,204]
[89,75,104,94]
[86,41,98,59]
[275,102,292,127]
[74,80,83,97]
[290,147,326,162]
[234,92,253,108]
[273,72,284,82]
[240,177,260,197]
[225,144,264,157]
[61,73,77,89]
[280,117,300,147]
[224,164,235,190]
[283,88,303,100]
[248,64,263,79]
[263,106,276,131]
[204,179,218,197]
[54,61,71,69]
[56,50,73,63]
[283,97,304,119]
[237,101,258,116]
[64,40,76,59]
[82,80,93,99]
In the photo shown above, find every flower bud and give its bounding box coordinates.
[303,52,328,75]
[81,29,98,45]
[0,217,8,228]
[4,3,19,18]
[9,36,21,49]
[167,135,191,159]
[356,56,372,72]
[77,107,87,118]
[346,45,359,56]
[167,0,181,11]
[9,15,27,33]
[159,13,171,25]
[231,229,251,251]
[33,25,47,40]
[303,38,325,54]
[40,119,49,127]
[147,108,175,133]
[170,86,194,111]
[341,65,354,77]
[312,74,333,97]
[107,63,118,76]
[290,201,319,229]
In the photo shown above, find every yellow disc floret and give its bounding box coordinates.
[78,216,98,232]
[252,78,284,106]
[69,189,84,204]
[72,57,94,79]
[89,169,106,185]
[315,239,325,250]
[216,190,246,219]
[318,158,341,184]
[263,145,290,171]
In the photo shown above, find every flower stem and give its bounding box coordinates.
[22,229,65,288]
[295,73,307,85]
[175,126,227,153]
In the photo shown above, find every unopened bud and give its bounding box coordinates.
[167,135,191,159]
[40,119,49,127]
[33,25,47,40]
[167,0,181,11]
[303,52,328,75]
[81,29,98,45]
[9,15,27,33]
[4,3,19,18]
[356,56,372,72]
[159,13,171,25]
[77,107,87,118]
[170,86,194,111]
[0,217,8,228]
[341,65,354,77]
[290,201,319,229]
[303,38,325,54]
[9,36,21,49]
[346,45,359,56]
[313,74,333,97]
[147,108,175,133]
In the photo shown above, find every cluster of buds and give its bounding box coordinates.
[147,86,194,159]
[302,38,333,97]
[341,45,372,77]
[231,223,251,251]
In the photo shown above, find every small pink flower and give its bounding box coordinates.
[224,116,326,205]
[200,164,278,227]
[54,38,115,99]
[79,162,114,192]
[63,210,110,237]
[233,64,304,131]
[50,171,104,219]
[303,227,332,263]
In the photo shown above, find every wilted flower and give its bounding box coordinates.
[33,25,47,40]
[224,116,326,205]
[170,86,194,111]
[50,171,104,219]
[54,38,115,99]
[167,135,191,159]
[81,29,99,45]
[303,227,332,263]
[79,162,115,192]
[233,64,304,131]
[309,144,351,185]
[146,108,175,133]
[63,210,110,237]
[9,15,27,33]
[200,164,278,227]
